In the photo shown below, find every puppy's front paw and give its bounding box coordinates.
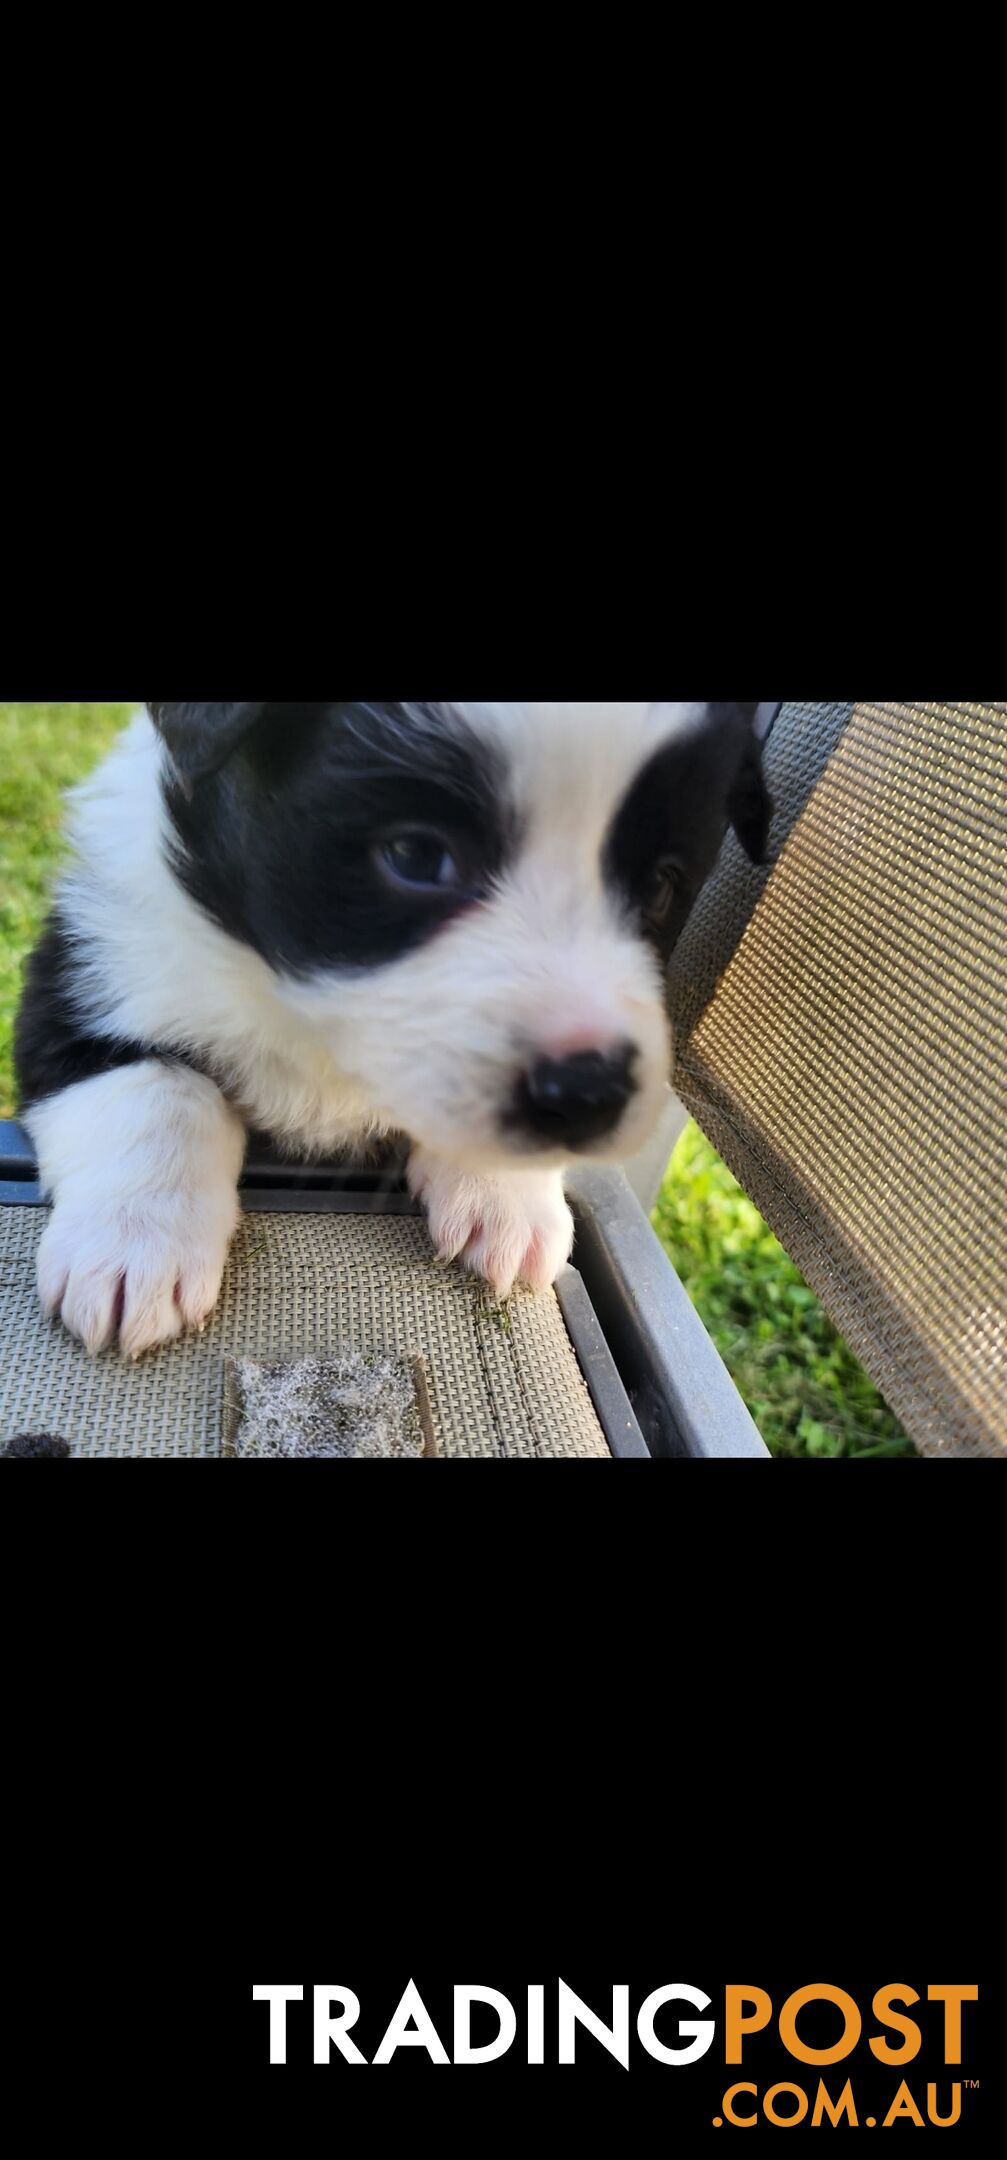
[408,1151,574,1298]
[37,1186,239,1358]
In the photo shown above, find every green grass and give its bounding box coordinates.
[0,702,913,1456]
[0,704,134,1114]
[652,1122,915,1458]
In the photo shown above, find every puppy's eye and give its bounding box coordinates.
[376,828,468,893]
[645,856,687,925]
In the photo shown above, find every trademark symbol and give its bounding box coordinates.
[964,2080,979,2090]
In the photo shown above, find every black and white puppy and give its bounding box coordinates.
[14,703,770,1356]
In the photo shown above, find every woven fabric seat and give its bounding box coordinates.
[0,1205,612,1459]
[666,702,1007,1458]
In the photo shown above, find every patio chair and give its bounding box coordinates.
[656,699,1007,1459]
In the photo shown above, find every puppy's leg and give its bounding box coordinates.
[25,1060,246,1356]
[407,1146,574,1298]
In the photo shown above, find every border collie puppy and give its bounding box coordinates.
[14,704,770,1357]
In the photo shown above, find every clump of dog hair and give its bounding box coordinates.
[222,1353,437,1458]
[2,1433,72,1457]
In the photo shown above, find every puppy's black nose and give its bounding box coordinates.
[515,1044,638,1148]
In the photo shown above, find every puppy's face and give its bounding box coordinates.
[150,702,770,1169]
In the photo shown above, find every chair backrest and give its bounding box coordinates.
[665,702,1007,1458]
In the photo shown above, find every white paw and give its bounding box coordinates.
[25,1059,247,1358]
[37,1183,240,1357]
[408,1150,574,1298]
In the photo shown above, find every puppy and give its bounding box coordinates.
[14,703,771,1356]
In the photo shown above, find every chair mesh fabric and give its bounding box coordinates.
[666,702,1007,1457]
[0,1207,611,1458]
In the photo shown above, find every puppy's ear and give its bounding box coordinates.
[147,703,266,792]
[717,705,774,864]
[728,744,773,862]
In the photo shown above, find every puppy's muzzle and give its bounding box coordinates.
[511,1043,639,1150]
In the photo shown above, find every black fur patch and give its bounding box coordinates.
[149,703,266,789]
[603,705,772,961]
[2,1433,72,1457]
[13,914,165,1111]
[158,703,514,974]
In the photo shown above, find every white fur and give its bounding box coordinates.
[283,703,691,1168]
[27,1060,246,1357]
[475,701,708,836]
[58,717,383,1156]
[29,704,692,1351]
[56,706,683,1167]
[407,1149,574,1298]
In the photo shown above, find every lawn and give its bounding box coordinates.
[652,1125,913,1457]
[0,704,134,1114]
[0,702,913,1456]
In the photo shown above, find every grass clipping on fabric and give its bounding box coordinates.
[223,1353,437,1459]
